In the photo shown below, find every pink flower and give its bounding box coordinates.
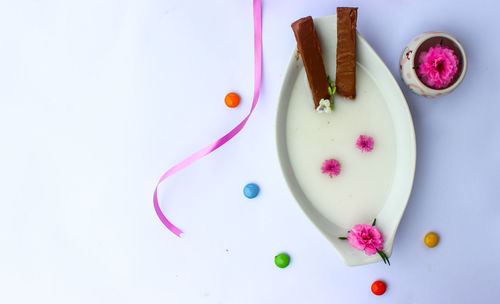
[347,224,384,255]
[356,135,374,152]
[321,159,341,178]
[417,45,459,89]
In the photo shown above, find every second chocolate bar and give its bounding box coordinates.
[335,7,358,99]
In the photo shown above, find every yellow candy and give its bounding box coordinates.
[424,232,439,248]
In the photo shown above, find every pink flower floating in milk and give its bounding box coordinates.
[338,219,390,265]
[356,135,374,152]
[321,159,341,178]
[417,44,459,89]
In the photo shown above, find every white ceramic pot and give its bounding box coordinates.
[399,31,467,98]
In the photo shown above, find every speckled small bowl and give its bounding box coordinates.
[399,32,467,98]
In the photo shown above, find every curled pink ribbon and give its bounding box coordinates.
[153,0,262,237]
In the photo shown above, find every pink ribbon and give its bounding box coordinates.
[153,0,262,237]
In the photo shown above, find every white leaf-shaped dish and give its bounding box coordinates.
[276,15,416,266]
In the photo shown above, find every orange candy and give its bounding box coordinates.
[371,280,387,296]
[225,92,240,108]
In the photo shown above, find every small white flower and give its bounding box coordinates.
[316,99,332,113]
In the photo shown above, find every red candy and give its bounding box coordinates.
[371,280,386,296]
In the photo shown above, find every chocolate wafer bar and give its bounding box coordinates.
[291,16,330,108]
[335,7,358,99]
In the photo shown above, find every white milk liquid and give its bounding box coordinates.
[286,65,397,228]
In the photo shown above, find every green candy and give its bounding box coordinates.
[274,253,290,268]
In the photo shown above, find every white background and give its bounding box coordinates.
[1,0,499,303]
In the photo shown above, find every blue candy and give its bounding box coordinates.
[243,183,260,199]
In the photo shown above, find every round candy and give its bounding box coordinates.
[371,280,387,296]
[243,183,259,199]
[224,92,240,108]
[274,253,290,268]
[424,232,439,248]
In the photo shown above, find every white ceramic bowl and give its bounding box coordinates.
[399,31,467,97]
[277,15,416,266]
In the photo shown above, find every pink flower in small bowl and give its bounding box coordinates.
[356,135,374,152]
[417,45,459,89]
[321,159,341,178]
[347,224,384,256]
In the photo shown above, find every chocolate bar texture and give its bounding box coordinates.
[292,16,330,108]
[335,7,358,99]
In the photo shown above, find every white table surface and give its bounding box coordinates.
[1,0,499,303]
